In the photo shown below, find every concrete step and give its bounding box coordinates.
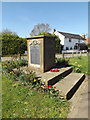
[39,67,73,85]
[54,73,85,100]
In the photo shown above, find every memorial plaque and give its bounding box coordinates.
[30,45,40,65]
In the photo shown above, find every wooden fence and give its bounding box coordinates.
[56,52,88,58]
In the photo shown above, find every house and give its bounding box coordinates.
[53,29,87,51]
[86,38,90,45]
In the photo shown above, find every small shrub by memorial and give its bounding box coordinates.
[41,84,59,97]
[55,58,69,67]
[2,59,28,73]
[68,56,88,74]
[70,62,81,73]
[55,56,88,74]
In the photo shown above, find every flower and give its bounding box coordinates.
[50,91,52,94]
[24,102,28,105]
[43,85,45,87]
[42,82,44,85]
[10,71,14,74]
[86,72,88,74]
[12,58,14,61]
[34,79,36,82]
[10,71,12,74]
[78,65,80,67]
[45,80,48,86]
[54,86,56,89]
[49,85,51,88]
[12,84,17,87]
[75,62,77,64]
[42,84,48,89]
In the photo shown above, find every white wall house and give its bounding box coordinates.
[54,30,86,50]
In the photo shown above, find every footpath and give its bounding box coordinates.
[67,75,88,119]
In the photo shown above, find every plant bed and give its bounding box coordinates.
[2,59,70,118]
[55,58,70,67]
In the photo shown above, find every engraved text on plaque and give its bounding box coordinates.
[30,45,40,65]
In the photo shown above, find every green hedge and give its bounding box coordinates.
[2,34,27,56]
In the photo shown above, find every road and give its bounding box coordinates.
[56,53,87,58]
[1,53,88,62]
[1,56,27,62]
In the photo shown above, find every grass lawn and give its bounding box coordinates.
[2,56,88,118]
[68,56,88,75]
[0,62,2,119]
[2,75,69,118]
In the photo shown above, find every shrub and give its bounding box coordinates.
[71,62,82,73]
[1,31,27,56]
[41,84,59,97]
[18,59,28,66]
[14,69,22,77]
[38,32,61,53]
[2,59,28,71]
[55,39,60,53]
[19,74,27,82]
[87,43,90,48]
[2,60,14,73]
[19,72,35,83]
[56,58,69,67]
[8,71,18,81]
[75,67,81,73]
[78,56,82,60]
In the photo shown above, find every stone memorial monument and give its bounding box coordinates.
[27,35,55,72]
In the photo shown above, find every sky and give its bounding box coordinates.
[2,2,88,38]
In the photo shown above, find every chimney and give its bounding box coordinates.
[82,34,85,39]
[53,29,56,32]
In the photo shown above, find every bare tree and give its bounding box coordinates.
[30,23,51,36]
[0,29,17,35]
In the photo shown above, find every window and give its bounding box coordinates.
[69,39,71,42]
[78,40,80,43]
[66,47,69,50]
[70,47,72,50]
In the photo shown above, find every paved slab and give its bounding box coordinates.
[54,73,85,99]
